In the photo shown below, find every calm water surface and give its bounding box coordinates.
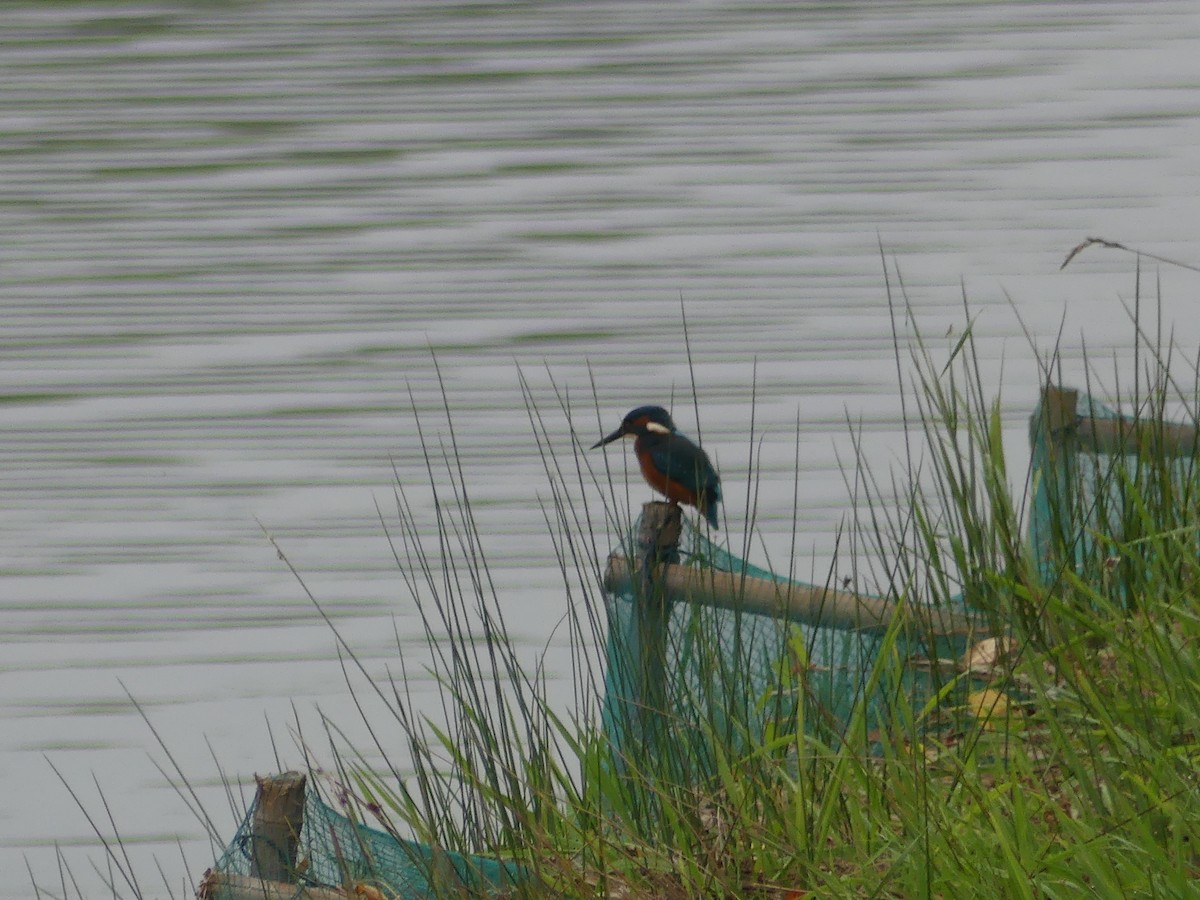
[5,1,1200,895]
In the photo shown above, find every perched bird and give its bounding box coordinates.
[591,405,722,529]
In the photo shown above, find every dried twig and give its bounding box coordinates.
[1061,236,1200,273]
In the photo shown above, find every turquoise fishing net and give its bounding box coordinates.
[1029,390,1120,583]
[1028,389,1200,598]
[208,780,520,898]
[598,521,980,789]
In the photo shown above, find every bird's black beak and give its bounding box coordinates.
[590,426,625,450]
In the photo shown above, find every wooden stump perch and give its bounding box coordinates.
[632,502,681,732]
[637,500,683,566]
[251,770,308,882]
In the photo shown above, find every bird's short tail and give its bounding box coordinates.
[703,478,722,529]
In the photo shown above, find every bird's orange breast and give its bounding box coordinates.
[635,442,700,507]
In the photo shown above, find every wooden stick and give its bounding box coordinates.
[603,553,985,640]
[1040,385,1200,457]
[197,870,355,900]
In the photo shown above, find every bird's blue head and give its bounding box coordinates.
[590,405,676,448]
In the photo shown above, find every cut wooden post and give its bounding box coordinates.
[637,500,682,566]
[633,501,681,731]
[250,771,307,883]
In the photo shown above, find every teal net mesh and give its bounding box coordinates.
[212,385,1199,896]
[1029,389,1200,597]
[1029,390,1121,583]
[208,780,521,898]
[597,521,980,787]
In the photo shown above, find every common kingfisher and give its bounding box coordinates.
[591,405,722,529]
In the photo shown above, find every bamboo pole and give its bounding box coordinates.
[197,870,355,900]
[603,552,985,640]
[1041,385,1200,457]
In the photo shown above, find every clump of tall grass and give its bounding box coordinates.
[310,272,1200,898]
